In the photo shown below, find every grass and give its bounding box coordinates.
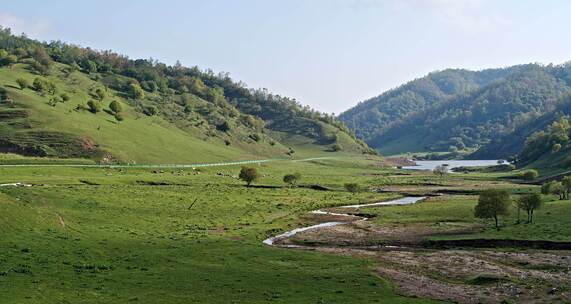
[0,63,362,164]
[2,154,568,303]
[369,194,571,242]
[0,157,439,304]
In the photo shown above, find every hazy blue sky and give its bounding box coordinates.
[2,0,571,113]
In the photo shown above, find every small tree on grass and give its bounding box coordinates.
[542,180,565,200]
[87,100,102,114]
[239,167,260,186]
[433,164,449,177]
[344,183,361,195]
[474,189,511,230]
[283,173,301,187]
[521,169,539,181]
[16,78,29,90]
[109,100,123,114]
[516,193,542,223]
[94,88,105,101]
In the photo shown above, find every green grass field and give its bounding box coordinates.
[2,155,570,303]
[0,157,442,304]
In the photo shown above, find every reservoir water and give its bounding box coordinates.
[402,160,501,171]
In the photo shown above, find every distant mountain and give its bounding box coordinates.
[340,63,571,156]
[339,67,521,143]
[0,27,373,163]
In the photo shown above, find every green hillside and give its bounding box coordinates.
[341,63,571,156]
[0,28,372,163]
[339,67,521,142]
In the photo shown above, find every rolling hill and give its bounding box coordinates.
[0,28,373,163]
[340,63,571,156]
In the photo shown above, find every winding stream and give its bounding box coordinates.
[263,196,426,246]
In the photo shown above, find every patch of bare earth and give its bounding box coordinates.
[280,219,571,303]
[285,219,483,247]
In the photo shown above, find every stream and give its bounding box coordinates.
[263,196,426,246]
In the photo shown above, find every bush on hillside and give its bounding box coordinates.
[283,173,301,186]
[109,100,122,113]
[16,78,29,90]
[144,105,158,116]
[87,100,102,113]
[344,183,361,194]
[520,169,539,181]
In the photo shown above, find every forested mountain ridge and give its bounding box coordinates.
[0,27,373,163]
[338,67,522,141]
[340,63,571,156]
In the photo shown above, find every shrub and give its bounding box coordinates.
[0,50,17,66]
[521,169,539,181]
[94,88,106,101]
[283,173,301,186]
[16,78,29,90]
[87,100,102,113]
[144,105,158,116]
[239,167,260,186]
[129,83,145,99]
[109,100,122,113]
[433,164,449,177]
[32,77,47,92]
[344,183,361,194]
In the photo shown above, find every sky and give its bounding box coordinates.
[1,0,571,114]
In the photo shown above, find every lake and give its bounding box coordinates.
[402,160,502,171]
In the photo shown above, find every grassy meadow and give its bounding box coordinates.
[2,155,570,303]
[0,157,440,304]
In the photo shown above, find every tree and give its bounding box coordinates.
[32,77,47,93]
[344,183,361,195]
[94,88,105,101]
[85,60,97,73]
[109,100,122,113]
[541,181,556,195]
[16,78,29,90]
[474,189,511,230]
[433,164,449,177]
[516,193,542,223]
[87,100,102,113]
[521,169,538,181]
[239,167,260,186]
[283,173,301,186]
[543,181,566,200]
[0,49,17,66]
[129,83,145,99]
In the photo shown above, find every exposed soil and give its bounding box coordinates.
[275,209,571,303]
